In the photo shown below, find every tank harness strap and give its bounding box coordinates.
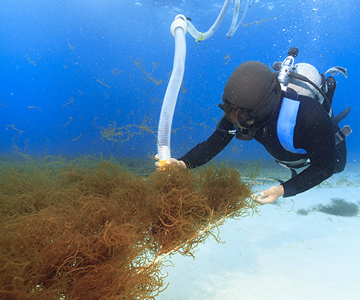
[277,92,307,155]
[335,125,352,145]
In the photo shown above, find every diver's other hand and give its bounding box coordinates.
[253,185,284,206]
[154,154,186,170]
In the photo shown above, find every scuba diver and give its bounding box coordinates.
[156,47,351,206]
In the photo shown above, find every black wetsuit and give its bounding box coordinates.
[179,90,347,198]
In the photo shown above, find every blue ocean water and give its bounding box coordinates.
[1,0,359,163]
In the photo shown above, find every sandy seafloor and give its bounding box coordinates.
[156,163,360,300]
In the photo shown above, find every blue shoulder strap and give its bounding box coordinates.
[277,92,307,155]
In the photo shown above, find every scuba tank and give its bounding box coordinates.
[273,47,351,145]
[273,47,332,115]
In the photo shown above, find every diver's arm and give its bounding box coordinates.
[179,117,235,168]
[282,157,334,197]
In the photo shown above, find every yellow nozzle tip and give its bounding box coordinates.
[158,160,169,167]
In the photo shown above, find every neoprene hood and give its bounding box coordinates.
[223,61,280,122]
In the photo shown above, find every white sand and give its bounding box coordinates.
[156,165,360,300]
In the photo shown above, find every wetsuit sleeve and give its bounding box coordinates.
[281,101,336,197]
[178,117,235,169]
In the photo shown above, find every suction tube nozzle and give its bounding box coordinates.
[157,15,187,167]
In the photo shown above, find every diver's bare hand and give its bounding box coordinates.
[154,154,186,171]
[253,185,284,206]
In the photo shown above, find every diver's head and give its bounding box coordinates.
[222,61,280,127]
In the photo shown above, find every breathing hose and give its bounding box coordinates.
[227,0,241,38]
[186,0,232,42]
[227,0,251,38]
